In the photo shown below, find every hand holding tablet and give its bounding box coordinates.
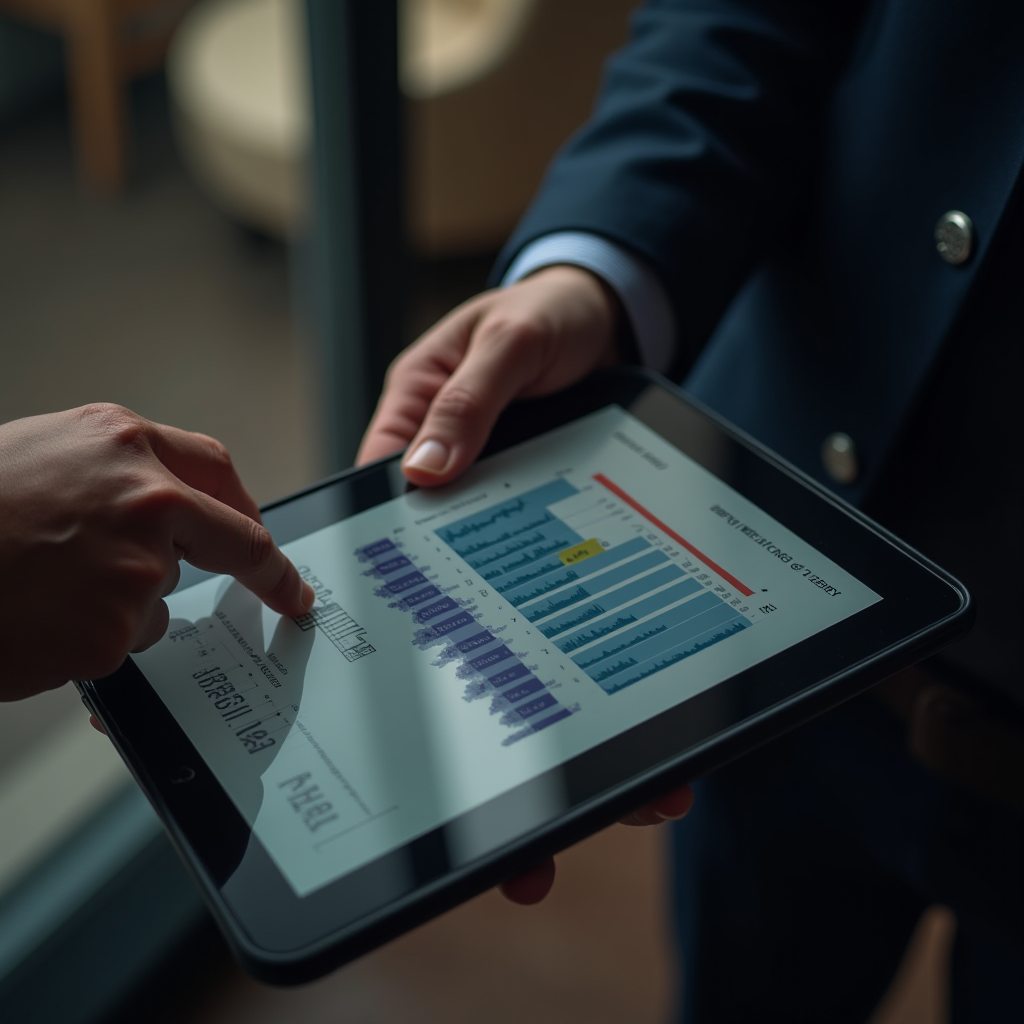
[357,265,622,484]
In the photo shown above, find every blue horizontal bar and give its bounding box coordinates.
[539,565,689,638]
[573,590,722,669]
[490,555,565,590]
[435,479,579,547]
[585,601,737,682]
[465,527,582,572]
[601,618,750,694]
[498,535,652,603]
[520,549,668,622]
[482,546,561,581]
[446,511,558,560]
[553,577,704,652]
[515,693,558,720]
[501,676,545,702]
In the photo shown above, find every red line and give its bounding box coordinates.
[593,473,754,597]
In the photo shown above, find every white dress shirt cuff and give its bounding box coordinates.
[501,231,677,374]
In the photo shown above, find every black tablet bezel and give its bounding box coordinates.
[81,368,972,984]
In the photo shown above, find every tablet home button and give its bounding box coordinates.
[169,766,196,784]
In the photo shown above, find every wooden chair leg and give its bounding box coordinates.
[66,1,125,193]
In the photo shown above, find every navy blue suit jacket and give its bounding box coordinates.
[495,0,1024,505]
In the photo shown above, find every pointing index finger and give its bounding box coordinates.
[173,489,314,617]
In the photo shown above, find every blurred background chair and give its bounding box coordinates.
[0,0,197,192]
[403,0,636,254]
[167,0,634,254]
[167,0,309,238]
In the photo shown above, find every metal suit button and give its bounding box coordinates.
[935,210,974,265]
[822,432,859,485]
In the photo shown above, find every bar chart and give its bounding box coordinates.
[358,471,757,743]
[358,530,575,746]
[434,474,754,696]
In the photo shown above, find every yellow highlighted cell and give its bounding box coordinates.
[559,538,604,566]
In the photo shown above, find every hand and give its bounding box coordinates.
[356,265,623,484]
[0,404,314,701]
[499,785,696,905]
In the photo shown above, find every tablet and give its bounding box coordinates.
[79,369,971,984]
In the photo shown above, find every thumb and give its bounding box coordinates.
[401,320,547,486]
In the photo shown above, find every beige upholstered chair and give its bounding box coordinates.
[167,0,310,236]
[168,0,634,251]
[402,0,634,253]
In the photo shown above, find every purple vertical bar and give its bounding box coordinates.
[404,586,441,607]
[499,676,545,702]
[468,645,513,672]
[386,572,428,594]
[432,611,475,636]
[488,663,531,688]
[416,596,460,621]
[529,707,572,732]
[457,631,494,653]
[515,693,558,719]
[376,555,412,576]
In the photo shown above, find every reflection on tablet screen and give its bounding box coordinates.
[134,406,880,897]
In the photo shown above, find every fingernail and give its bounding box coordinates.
[659,806,690,821]
[300,582,315,610]
[404,439,450,474]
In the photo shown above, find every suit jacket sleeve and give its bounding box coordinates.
[493,0,867,374]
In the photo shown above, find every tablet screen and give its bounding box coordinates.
[134,405,880,898]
